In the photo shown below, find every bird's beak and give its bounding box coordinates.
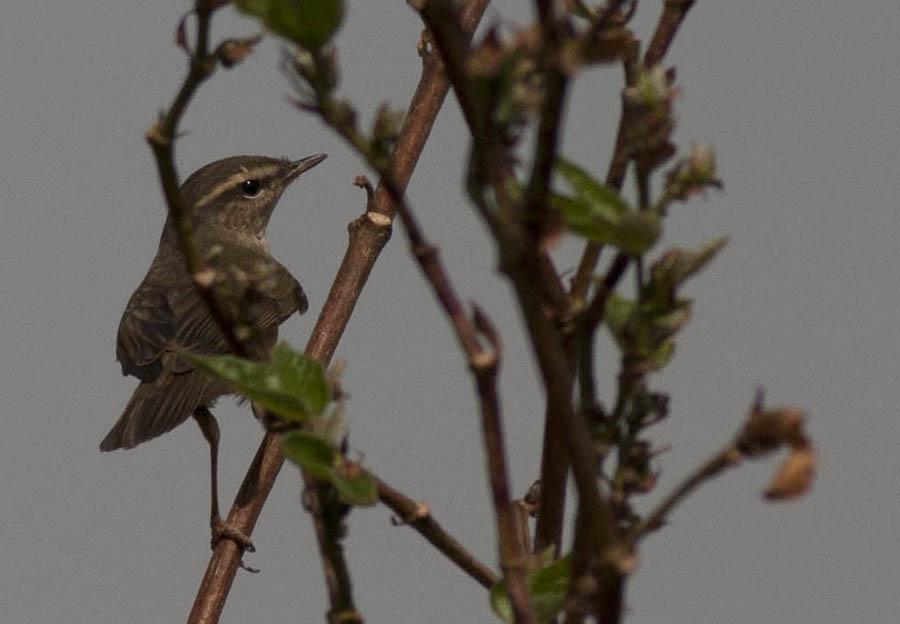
[285,153,327,183]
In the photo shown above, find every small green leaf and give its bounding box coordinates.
[612,211,662,255]
[181,342,330,423]
[604,293,636,345]
[650,236,729,292]
[332,467,378,506]
[556,158,629,220]
[553,158,661,254]
[643,339,676,372]
[490,556,571,623]
[236,0,345,50]
[281,430,337,481]
[281,431,378,506]
[650,302,691,337]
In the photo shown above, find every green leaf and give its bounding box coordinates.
[554,158,661,254]
[556,158,629,220]
[604,296,691,372]
[490,556,571,623]
[236,0,345,50]
[612,211,662,255]
[650,236,729,292]
[182,342,330,423]
[332,467,378,506]
[649,301,692,337]
[281,430,336,481]
[281,431,378,506]
[604,293,636,345]
[643,339,676,372]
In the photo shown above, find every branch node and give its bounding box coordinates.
[412,241,438,263]
[469,350,497,372]
[391,500,431,526]
[365,211,393,228]
[145,120,168,147]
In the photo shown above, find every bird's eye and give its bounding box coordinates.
[240,179,262,197]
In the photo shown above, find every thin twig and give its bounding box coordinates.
[376,477,500,589]
[300,27,539,615]
[522,4,569,235]
[321,127,538,623]
[472,307,537,624]
[144,3,251,358]
[305,475,361,624]
[578,253,629,410]
[187,2,493,621]
[627,444,740,546]
[419,0,618,561]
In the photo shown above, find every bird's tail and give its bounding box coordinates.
[100,372,212,451]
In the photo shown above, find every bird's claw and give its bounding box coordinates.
[211,516,256,553]
[211,516,260,573]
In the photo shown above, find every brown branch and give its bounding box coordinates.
[339,154,538,624]
[522,4,568,235]
[301,28,537,618]
[376,477,500,589]
[393,193,536,620]
[532,390,569,555]
[472,307,536,624]
[323,129,539,621]
[419,0,617,559]
[187,2,494,621]
[578,252,629,409]
[305,475,360,624]
[644,0,696,68]
[528,3,643,553]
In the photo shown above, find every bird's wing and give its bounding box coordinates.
[116,272,178,381]
[116,254,306,381]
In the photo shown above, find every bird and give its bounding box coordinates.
[101,153,326,549]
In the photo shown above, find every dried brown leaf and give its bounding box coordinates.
[764,445,816,501]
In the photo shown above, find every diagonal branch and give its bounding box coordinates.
[188,2,494,622]
[644,0,696,67]
[335,168,537,623]
[381,183,535,622]
[376,477,499,589]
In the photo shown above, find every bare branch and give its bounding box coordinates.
[418,0,618,563]
[317,115,539,624]
[377,477,500,589]
[578,253,629,409]
[644,0,696,68]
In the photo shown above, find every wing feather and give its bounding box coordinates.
[115,248,306,382]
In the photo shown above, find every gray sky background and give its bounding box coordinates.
[1,1,898,622]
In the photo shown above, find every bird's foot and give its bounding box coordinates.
[211,516,259,573]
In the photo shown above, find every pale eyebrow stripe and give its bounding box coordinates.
[193,164,281,209]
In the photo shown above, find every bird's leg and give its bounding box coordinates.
[192,406,257,562]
